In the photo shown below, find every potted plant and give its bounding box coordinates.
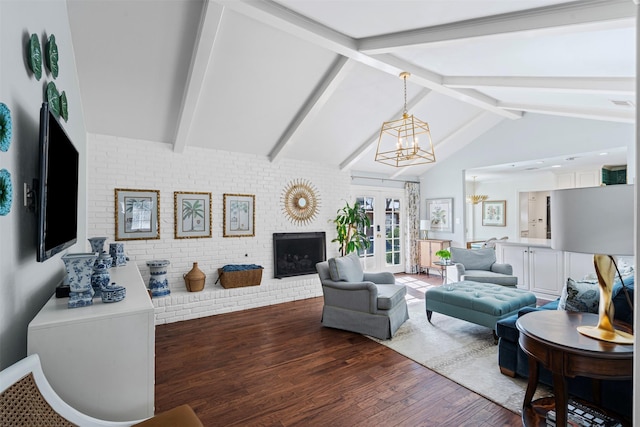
[332,201,371,256]
[435,248,451,265]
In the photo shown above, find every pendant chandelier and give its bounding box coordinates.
[467,176,488,204]
[375,72,435,167]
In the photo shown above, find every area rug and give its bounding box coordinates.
[369,300,552,414]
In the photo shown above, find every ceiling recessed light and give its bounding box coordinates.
[551,165,561,168]
[599,152,608,156]
[536,161,544,164]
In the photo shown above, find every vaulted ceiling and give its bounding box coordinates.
[67,0,636,181]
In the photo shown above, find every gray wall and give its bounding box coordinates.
[0,0,88,368]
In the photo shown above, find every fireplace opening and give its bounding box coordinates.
[273,232,326,279]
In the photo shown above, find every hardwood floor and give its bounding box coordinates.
[155,273,521,426]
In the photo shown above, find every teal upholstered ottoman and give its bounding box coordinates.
[425,280,536,342]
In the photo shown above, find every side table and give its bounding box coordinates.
[516,310,633,427]
[433,261,450,283]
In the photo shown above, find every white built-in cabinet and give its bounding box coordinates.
[556,168,601,189]
[496,239,595,299]
[27,263,155,422]
[498,241,562,298]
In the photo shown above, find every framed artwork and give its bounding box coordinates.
[426,198,453,232]
[482,200,506,226]
[115,188,160,240]
[223,193,255,237]
[174,191,212,239]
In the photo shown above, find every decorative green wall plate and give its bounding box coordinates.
[46,82,60,117]
[60,91,68,121]
[28,33,42,80]
[0,169,12,216]
[45,34,59,78]
[0,103,11,152]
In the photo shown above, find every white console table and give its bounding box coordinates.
[28,263,155,421]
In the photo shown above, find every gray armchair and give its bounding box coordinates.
[315,253,409,340]
[446,247,517,287]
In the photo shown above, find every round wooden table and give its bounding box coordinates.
[516,310,633,427]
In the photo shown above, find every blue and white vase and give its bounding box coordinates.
[147,260,170,297]
[91,253,112,297]
[109,243,128,267]
[62,253,98,308]
[88,237,107,254]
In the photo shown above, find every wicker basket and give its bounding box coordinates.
[217,267,263,288]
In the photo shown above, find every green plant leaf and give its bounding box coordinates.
[333,201,371,256]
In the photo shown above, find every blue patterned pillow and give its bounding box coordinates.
[558,278,599,313]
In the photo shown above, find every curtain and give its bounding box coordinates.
[404,182,420,273]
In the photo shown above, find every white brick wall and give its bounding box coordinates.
[87,134,351,324]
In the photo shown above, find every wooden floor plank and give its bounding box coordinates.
[155,273,522,426]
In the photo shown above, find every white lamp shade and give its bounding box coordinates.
[420,220,430,231]
[550,184,634,256]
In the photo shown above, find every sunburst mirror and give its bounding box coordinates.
[281,179,320,225]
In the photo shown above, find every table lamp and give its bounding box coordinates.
[551,184,634,344]
[420,220,430,240]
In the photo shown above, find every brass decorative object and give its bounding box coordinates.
[466,176,488,205]
[576,255,633,344]
[375,72,435,167]
[282,179,320,225]
[467,194,489,205]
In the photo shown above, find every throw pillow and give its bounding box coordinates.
[558,278,599,313]
[450,247,496,271]
[328,252,363,282]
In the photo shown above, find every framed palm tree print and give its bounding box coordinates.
[115,188,160,240]
[174,191,212,239]
[223,193,255,237]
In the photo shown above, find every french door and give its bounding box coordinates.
[353,189,405,273]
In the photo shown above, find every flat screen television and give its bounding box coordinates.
[36,102,79,262]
